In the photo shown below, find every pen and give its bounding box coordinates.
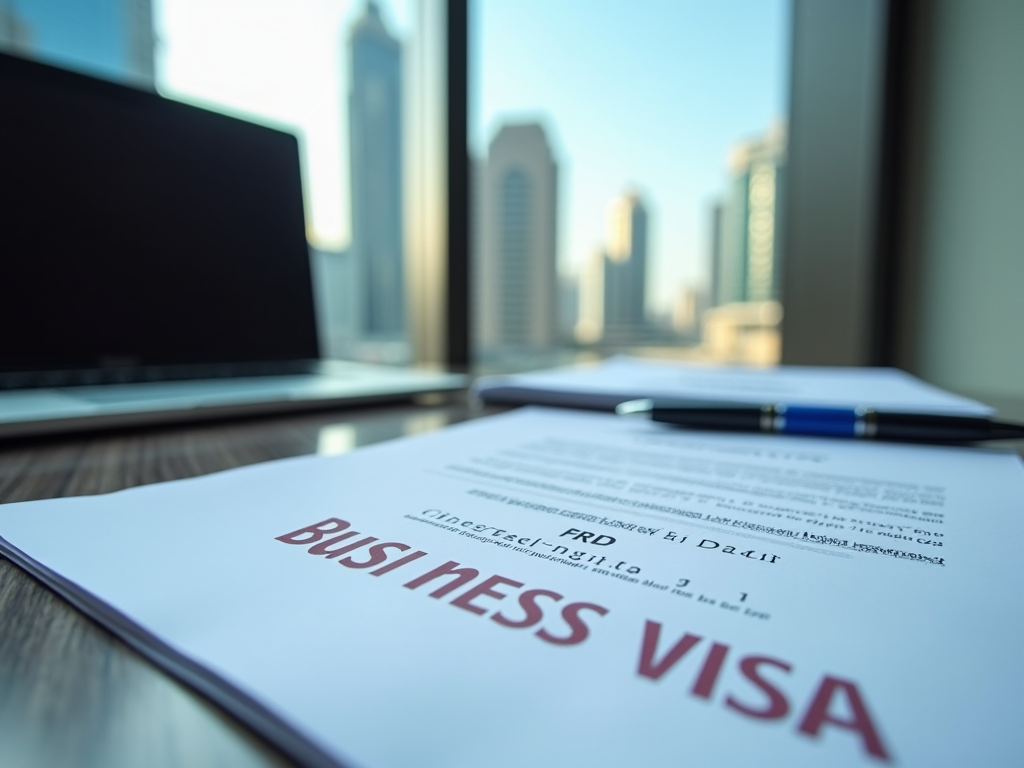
[615,399,1024,442]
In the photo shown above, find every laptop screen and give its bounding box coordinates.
[0,53,320,382]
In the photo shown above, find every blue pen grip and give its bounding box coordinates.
[778,406,859,437]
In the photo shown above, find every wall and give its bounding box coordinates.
[897,0,1024,401]
[780,0,888,366]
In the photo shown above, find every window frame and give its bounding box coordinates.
[779,0,907,366]
[450,0,906,371]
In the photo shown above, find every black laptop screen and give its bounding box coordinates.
[0,53,320,377]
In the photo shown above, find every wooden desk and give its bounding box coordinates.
[0,398,494,768]
[2,393,1021,767]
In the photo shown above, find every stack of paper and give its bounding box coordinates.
[474,356,994,415]
[2,395,1023,766]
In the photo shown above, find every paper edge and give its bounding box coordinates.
[473,367,995,417]
[0,538,351,768]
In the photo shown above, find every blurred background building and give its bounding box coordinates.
[348,1,405,341]
[711,121,786,307]
[576,192,649,346]
[602,192,649,343]
[476,122,559,355]
[704,121,786,364]
[309,247,356,360]
[0,2,31,54]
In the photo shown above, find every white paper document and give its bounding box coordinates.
[474,356,994,415]
[1,407,1022,767]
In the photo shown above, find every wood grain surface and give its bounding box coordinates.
[0,399,490,768]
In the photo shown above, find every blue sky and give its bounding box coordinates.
[12,0,128,80]
[157,0,398,253]
[475,0,789,311]
[154,0,787,313]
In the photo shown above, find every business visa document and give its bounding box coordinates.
[1,408,1022,767]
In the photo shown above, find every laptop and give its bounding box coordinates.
[0,52,465,439]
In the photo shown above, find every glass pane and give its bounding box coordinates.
[471,0,790,371]
[0,0,156,88]
[1,0,432,366]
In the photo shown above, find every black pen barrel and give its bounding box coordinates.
[634,401,1024,443]
[875,413,1024,442]
[989,423,1024,440]
[650,403,763,431]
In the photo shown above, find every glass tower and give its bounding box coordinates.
[348,1,405,339]
[603,192,648,342]
[478,122,558,352]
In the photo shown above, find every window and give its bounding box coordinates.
[6,1,902,375]
[0,0,437,366]
[471,0,791,371]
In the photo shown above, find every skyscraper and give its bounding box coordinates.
[309,247,356,359]
[477,123,558,351]
[704,122,786,365]
[576,192,649,345]
[0,0,155,89]
[603,192,648,341]
[348,2,405,339]
[711,122,787,306]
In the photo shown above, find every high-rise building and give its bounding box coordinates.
[477,123,558,350]
[557,272,579,344]
[704,122,786,365]
[575,247,606,345]
[348,2,405,339]
[576,192,649,345]
[0,0,155,89]
[711,122,787,306]
[603,192,648,341]
[309,247,356,359]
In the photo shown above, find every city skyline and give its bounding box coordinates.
[158,0,413,254]
[3,0,789,360]
[476,0,789,317]
[156,0,787,316]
